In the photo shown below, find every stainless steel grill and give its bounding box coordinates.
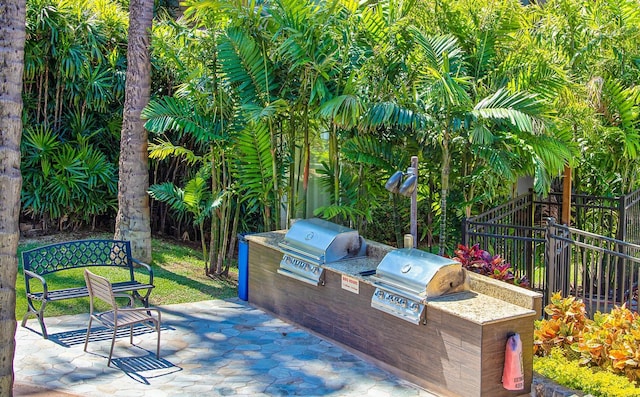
[278,218,366,286]
[370,248,468,324]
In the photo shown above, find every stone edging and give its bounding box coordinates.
[531,373,594,397]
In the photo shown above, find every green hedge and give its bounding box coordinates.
[534,349,639,397]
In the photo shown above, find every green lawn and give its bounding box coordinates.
[16,233,238,320]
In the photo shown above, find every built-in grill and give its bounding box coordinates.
[278,218,366,286]
[370,248,469,324]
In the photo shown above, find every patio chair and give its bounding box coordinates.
[83,269,161,366]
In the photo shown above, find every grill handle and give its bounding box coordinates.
[277,268,324,286]
[278,243,324,263]
[369,275,426,302]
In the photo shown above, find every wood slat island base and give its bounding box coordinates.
[246,232,539,397]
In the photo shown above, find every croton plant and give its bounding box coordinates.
[451,244,530,288]
[535,292,640,383]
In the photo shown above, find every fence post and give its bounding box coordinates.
[615,195,627,301]
[525,193,534,286]
[545,219,556,308]
[618,195,627,242]
[461,217,468,247]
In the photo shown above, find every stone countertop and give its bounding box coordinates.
[427,290,536,325]
[245,230,286,248]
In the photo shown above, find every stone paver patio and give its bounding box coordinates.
[14,299,439,396]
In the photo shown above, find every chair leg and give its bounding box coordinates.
[84,317,93,352]
[130,325,133,345]
[107,327,117,367]
[156,318,161,359]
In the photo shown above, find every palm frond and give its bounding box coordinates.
[313,204,369,223]
[319,94,363,129]
[360,5,388,45]
[148,182,187,213]
[603,78,637,132]
[143,96,220,142]
[218,26,275,105]
[341,136,409,172]
[470,124,495,145]
[361,101,429,130]
[234,121,276,203]
[242,98,289,123]
[408,27,465,73]
[472,88,545,133]
[148,139,203,165]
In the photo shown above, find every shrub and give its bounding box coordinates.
[572,305,640,382]
[534,349,639,397]
[534,292,589,356]
[452,244,529,287]
[535,294,640,389]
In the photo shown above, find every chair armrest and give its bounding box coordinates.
[120,307,162,321]
[114,293,135,307]
[131,257,154,286]
[23,269,48,298]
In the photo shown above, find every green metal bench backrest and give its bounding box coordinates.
[22,240,134,278]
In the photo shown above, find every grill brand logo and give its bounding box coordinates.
[305,232,314,240]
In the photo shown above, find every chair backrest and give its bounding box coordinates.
[84,269,117,309]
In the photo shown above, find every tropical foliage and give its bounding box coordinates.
[534,293,640,386]
[21,0,128,230]
[19,0,640,259]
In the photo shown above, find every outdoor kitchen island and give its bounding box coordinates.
[245,228,541,397]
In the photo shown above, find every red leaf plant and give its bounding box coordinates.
[452,244,529,288]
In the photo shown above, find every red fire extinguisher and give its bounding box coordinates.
[502,332,524,391]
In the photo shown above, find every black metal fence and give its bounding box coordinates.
[462,189,640,310]
[462,194,546,293]
[546,219,640,315]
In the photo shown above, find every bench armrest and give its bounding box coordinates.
[131,258,154,286]
[23,269,49,299]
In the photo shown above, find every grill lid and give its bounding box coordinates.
[278,218,365,264]
[373,248,468,298]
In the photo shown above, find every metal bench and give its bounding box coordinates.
[21,239,154,339]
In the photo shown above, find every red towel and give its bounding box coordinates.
[502,333,524,390]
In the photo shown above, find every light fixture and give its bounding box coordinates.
[398,174,417,197]
[384,156,419,248]
[384,171,404,194]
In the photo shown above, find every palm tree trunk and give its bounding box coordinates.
[287,115,296,224]
[208,145,219,274]
[330,126,340,206]
[114,0,153,262]
[42,68,49,127]
[0,1,26,394]
[439,133,451,255]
